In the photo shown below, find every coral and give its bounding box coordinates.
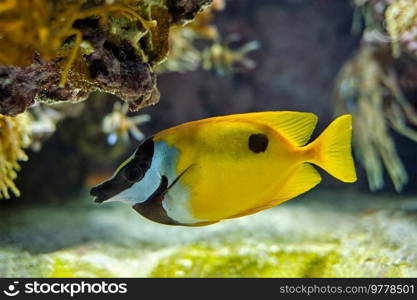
[0,113,30,198]
[333,0,417,192]
[0,0,155,82]
[158,0,259,75]
[352,0,417,58]
[0,0,213,116]
[0,53,88,116]
[28,103,85,151]
[334,44,417,192]
[156,0,224,73]
[156,26,202,73]
[167,0,213,25]
[186,0,223,40]
[102,101,150,145]
[202,37,260,77]
[385,0,417,57]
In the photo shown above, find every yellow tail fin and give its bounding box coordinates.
[308,115,357,183]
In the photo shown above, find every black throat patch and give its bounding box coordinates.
[132,176,180,225]
[248,133,268,153]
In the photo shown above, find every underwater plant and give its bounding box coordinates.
[0,114,31,198]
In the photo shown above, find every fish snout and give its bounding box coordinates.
[90,181,116,203]
[90,186,107,203]
[90,175,135,204]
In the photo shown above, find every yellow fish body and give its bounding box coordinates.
[91,112,356,226]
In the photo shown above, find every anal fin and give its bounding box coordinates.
[226,163,322,219]
[186,221,219,227]
[267,163,322,207]
[225,204,276,219]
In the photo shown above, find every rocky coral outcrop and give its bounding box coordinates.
[0,0,212,116]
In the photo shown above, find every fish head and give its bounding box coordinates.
[90,137,161,206]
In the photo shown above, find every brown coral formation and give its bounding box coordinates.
[167,0,213,25]
[0,0,214,200]
[0,0,212,116]
[158,0,258,76]
[156,1,224,73]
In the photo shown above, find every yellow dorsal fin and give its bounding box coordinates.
[226,163,321,220]
[243,111,318,146]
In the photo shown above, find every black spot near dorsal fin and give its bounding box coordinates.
[249,134,268,153]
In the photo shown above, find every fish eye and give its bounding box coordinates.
[124,166,143,182]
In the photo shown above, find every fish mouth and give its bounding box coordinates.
[91,191,108,204]
[90,186,115,204]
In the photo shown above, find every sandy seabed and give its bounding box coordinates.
[1,189,416,277]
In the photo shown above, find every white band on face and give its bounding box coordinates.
[109,151,163,206]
